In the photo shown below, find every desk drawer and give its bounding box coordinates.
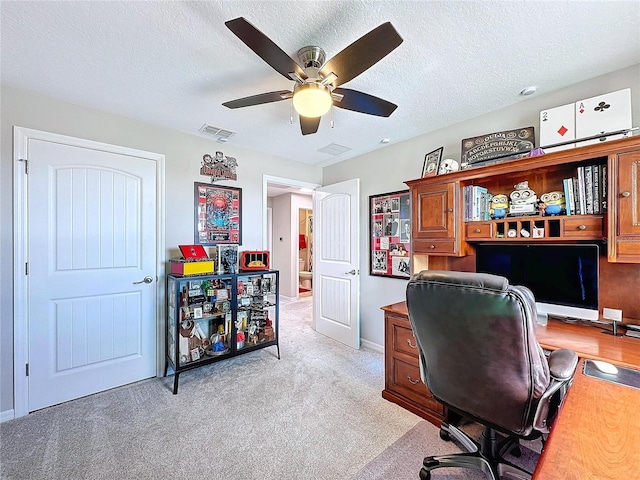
[562,216,603,237]
[413,239,457,255]
[393,322,419,358]
[391,358,444,415]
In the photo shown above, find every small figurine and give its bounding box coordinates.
[539,191,566,216]
[509,181,538,216]
[489,194,509,219]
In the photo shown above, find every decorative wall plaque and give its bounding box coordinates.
[200,151,238,182]
[461,127,535,166]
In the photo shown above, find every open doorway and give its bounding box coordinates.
[263,175,320,301]
[298,208,313,297]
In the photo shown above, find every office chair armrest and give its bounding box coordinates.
[532,349,578,433]
[548,349,578,380]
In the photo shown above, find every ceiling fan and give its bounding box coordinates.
[222,17,403,135]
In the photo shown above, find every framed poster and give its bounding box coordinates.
[369,190,411,278]
[422,146,443,178]
[194,183,242,246]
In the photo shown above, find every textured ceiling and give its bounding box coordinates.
[2,1,640,167]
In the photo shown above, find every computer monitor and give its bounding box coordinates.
[475,243,600,321]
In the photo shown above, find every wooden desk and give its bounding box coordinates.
[381,303,640,480]
[532,319,640,480]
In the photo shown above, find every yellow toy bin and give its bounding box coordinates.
[169,259,215,276]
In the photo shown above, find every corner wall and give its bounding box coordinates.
[0,86,322,414]
[322,64,640,349]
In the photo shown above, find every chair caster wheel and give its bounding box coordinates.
[439,428,450,441]
[419,468,431,480]
[511,446,522,457]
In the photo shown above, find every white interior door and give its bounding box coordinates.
[15,129,161,413]
[313,179,360,348]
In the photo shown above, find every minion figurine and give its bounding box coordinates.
[489,194,509,219]
[539,191,566,216]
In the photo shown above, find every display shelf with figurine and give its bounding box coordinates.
[166,270,280,394]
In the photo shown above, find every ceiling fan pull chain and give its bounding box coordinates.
[331,106,335,129]
[290,102,294,125]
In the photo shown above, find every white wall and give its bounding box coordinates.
[322,64,640,349]
[3,65,639,414]
[0,86,322,413]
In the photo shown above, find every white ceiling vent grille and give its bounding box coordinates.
[317,143,352,156]
[199,124,237,142]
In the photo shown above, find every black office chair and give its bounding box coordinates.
[406,270,578,480]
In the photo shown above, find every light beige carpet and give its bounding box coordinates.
[351,421,540,480]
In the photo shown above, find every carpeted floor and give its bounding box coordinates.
[1,296,421,480]
[352,420,541,480]
[1,296,543,480]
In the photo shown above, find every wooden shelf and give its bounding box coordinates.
[465,214,604,241]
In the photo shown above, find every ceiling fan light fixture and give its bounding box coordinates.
[293,83,332,118]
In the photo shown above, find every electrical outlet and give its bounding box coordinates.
[603,308,623,322]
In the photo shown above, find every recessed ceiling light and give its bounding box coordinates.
[519,86,537,96]
[381,138,391,144]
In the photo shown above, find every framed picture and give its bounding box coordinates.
[422,146,444,178]
[369,190,411,279]
[194,183,242,246]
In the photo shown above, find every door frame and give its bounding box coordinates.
[12,126,166,418]
[261,175,320,250]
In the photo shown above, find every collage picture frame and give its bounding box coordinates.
[369,190,411,279]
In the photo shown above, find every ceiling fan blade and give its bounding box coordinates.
[333,88,397,117]
[300,116,321,135]
[222,90,291,109]
[225,17,307,81]
[319,22,403,87]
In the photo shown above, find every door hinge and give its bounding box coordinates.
[18,158,29,174]
[25,262,28,275]
[26,363,29,376]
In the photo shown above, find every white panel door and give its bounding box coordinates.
[25,137,158,412]
[313,179,360,348]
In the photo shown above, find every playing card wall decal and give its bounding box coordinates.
[540,88,632,152]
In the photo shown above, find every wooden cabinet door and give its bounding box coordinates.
[610,150,640,262]
[411,181,465,256]
[617,151,640,236]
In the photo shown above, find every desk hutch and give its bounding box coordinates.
[382,135,640,427]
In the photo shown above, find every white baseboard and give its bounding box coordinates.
[1,409,15,423]
[361,338,383,353]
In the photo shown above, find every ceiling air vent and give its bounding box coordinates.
[199,124,237,142]
[317,143,352,156]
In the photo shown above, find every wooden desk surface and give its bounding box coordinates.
[381,301,640,479]
[533,360,640,479]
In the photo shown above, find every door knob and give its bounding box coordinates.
[133,276,153,284]
[345,269,357,275]
[621,191,631,197]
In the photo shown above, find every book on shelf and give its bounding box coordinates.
[601,165,608,213]
[584,165,594,214]
[576,167,587,215]
[592,164,600,214]
[562,178,573,215]
[463,185,490,221]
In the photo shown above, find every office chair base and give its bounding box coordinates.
[421,423,532,480]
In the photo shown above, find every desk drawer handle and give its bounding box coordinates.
[578,225,586,230]
[429,244,436,249]
[474,228,481,233]
[407,375,420,385]
[621,191,631,197]
[407,338,417,349]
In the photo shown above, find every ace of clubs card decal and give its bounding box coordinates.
[575,88,632,146]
